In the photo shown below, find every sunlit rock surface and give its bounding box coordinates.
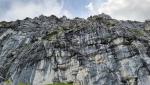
[0,14,150,85]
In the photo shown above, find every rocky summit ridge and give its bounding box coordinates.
[0,14,150,85]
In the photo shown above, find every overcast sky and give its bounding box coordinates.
[0,0,150,21]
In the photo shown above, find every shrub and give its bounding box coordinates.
[128,29,144,36]
[42,27,65,41]
[18,82,29,85]
[46,82,73,85]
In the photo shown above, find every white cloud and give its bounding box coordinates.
[1,0,72,21]
[86,0,150,21]
[86,3,96,14]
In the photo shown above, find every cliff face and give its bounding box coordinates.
[0,14,150,85]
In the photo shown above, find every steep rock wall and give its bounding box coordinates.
[0,14,150,85]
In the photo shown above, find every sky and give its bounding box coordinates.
[0,0,150,21]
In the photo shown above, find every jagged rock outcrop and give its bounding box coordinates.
[0,14,150,85]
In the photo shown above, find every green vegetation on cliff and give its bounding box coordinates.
[47,82,73,85]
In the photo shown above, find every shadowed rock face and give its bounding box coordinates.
[0,14,150,85]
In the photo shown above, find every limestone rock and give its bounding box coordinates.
[0,14,150,85]
[144,20,150,31]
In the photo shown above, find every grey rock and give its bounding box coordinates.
[0,13,150,85]
[144,20,150,31]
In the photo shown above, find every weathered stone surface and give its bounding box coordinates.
[0,14,150,85]
[144,20,150,31]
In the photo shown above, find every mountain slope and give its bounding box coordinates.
[0,14,150,85]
